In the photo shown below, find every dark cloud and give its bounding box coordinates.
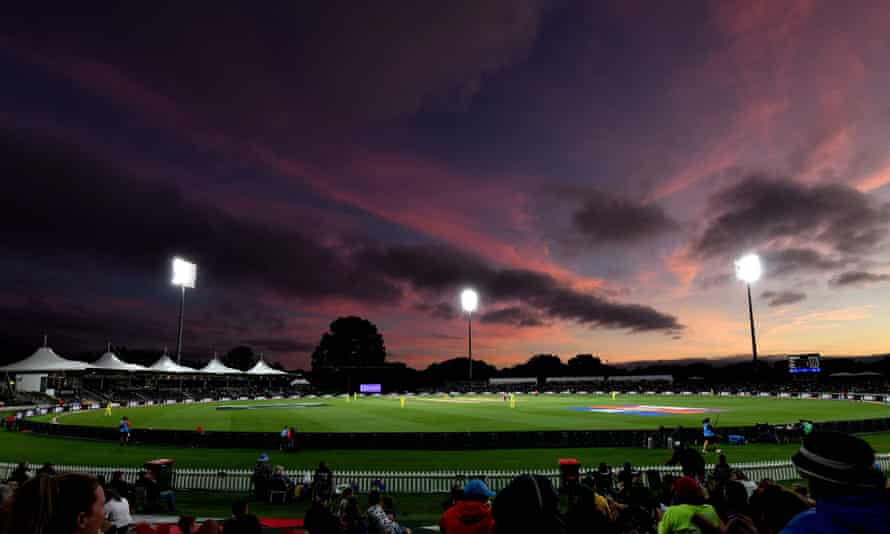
[361,244,683,333]
[0,300,171,365]
[5,2,545,131]
[829,271,890,288]
[414,302,458,321]
[0,131,402,304]
[242,338,316,354]
[694,176,890,260]
[571,195,676,244]
[480,307,544,327]
[761,248,850,278]
[2,132,682,349]
[761,290,806,307]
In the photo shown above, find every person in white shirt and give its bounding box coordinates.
[104,488,133,534]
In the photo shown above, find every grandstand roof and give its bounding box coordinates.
[199,357,243,374]
[148,354,197,373]
[246,358,287,375]
[0,346,94,372]
[92,351,148,372]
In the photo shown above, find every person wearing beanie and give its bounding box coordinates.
[780,432,890,534]
[439,479,495,534]
[657,476,720,534]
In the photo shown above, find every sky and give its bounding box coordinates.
[2,1,890,370]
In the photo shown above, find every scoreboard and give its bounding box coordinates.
[788,354,821,374]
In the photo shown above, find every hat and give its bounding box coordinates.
[464,479,496,498]
[792,432,885,489]
[257,453,269,462]
[672,476,701,501]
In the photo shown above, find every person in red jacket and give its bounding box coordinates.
[439,479,495,534]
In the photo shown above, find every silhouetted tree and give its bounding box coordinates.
[567,354,603,376]
[422,358,497,383]
[311,316,386,370]
[222,346,257,371]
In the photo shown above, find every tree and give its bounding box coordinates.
[567,354,603,376]
[222,346,257,371]
[504,354,565,379]
[311,316,386,370]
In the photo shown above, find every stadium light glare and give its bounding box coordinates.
[734,253,761,373]
[172,257,197,288]
[171,257,198,372]
[460,288,479,381]
[461,288,478,313]
[735,253,762,284]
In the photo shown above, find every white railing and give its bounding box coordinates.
[3,455,886,494]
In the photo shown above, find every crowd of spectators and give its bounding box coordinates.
[0,432,887,533]
[296,431,888,534]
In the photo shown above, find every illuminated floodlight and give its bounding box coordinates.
[735,253,762,284]
[172,257,197,288]
[461,288,479,313]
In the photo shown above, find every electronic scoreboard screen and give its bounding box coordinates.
[788,354,821,374]
[360,383,382,393]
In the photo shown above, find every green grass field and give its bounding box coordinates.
[33,394,890,432]
[2,430,890,471]
[5,394,888,471]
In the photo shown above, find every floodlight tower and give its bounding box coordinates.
[735,253,762,372]
[461,288,479,381]
[171,257,197,365]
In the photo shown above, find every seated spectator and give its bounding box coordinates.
[271,465,295,491]
[780,432,889,534]
[439,479,495,534]
[137,469,175,512]
[492,474,564,533]
[173,516,196,534]
[565,481,614,534]
[709,480,751,525]
[658,476,719,534]
[304,495,339,534]
[2,472,106,534]
[383,495,411,534]
[594,462,614,497]
[730,470,757,499]
[366,490,394,534]
[250,453,273,501]
[222,499,261,534]
[618,461,638,494]
[748,482,810,534]
[337,486,354,517]
[35,463,56,477]
[712,454,731,484]
[312,462,334,501]
[667,442,705,480]
[104,488,133,534]
[340,495,364,534]
[7,462,30,486]
[442,484,464,511]
[109,471,133,501]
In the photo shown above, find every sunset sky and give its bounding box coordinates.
[2,1,890,369]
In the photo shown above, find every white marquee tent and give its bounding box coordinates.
[246,358,288,376]
[148,354,197,373]
[0,346,94,372]
[92,351,148,372]
[198,357,243,374]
